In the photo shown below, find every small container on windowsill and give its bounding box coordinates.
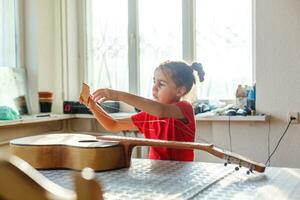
[14,95,28,115]
[39,101,52,113]
[38,92,53,113]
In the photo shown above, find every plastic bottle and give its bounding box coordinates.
[247,86,255,111]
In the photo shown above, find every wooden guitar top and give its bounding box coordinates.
[10,133,119,148]
[10,134,126,171]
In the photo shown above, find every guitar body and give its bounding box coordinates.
[10,134,126,171]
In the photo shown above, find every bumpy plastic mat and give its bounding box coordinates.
[40,159,300,200]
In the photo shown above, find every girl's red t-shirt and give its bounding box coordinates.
[131,101,195,161]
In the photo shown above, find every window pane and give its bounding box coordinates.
[196,0,252,99]
[0,1,27,114]
[139,0,182,98]
[0,68,27,112]
[0,0,17,67]
[86,0,128,92]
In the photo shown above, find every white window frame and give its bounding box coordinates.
[0,0,23,68]
[16,0,24,68]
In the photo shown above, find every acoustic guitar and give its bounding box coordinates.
[10,133,265,173]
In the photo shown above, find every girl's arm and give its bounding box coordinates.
[86,98,138,132]
[92,89,185,119]
[119,92,185,119]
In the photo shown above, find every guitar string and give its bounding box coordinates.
[92,101,233,152]
[89,100,242,154]
[81,94,256,167]
[63,99,259,174]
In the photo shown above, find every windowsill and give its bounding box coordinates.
[77,113,270,122]
[195,114,269,122]
[0,114,75,127]
[0,112,270,127]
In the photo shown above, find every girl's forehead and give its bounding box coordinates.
[154,68,172,80]
[154,68,177,87]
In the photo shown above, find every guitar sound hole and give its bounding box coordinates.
[78,140,99,143]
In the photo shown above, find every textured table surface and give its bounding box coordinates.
[40,159,300,200]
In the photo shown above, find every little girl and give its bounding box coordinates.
[80,61,205,161]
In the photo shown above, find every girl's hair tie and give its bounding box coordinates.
[191,62,205,82]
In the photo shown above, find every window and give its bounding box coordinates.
[86,0,128,92]
[0,0,26,113]
[139,0,182,98]
[0,0,17,67]
[196,0,253,99]
[85,0,253,100]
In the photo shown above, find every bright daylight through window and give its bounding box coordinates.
[86,0,253,100]
[0,0,27,114]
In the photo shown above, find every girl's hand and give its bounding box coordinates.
[92,88,120,103]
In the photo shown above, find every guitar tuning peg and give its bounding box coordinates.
[235,166,239,171]
[246,170,250,175]
[224,162,228,167]
[246,169,253,175]
[238,162,242,168]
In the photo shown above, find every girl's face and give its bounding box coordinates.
[152,68,185,104]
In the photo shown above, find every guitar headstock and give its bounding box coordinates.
[80,83,91,105]
[221,149,266,173]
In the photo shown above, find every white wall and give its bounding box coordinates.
[24,0,58,113]
[195,121,270,166]
[256,0,300,167]
[23,0,300,167]
[24,0,79,114]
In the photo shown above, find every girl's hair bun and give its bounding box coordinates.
[191,62,205,82]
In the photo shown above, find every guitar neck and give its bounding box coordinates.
[97,135,266,173]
